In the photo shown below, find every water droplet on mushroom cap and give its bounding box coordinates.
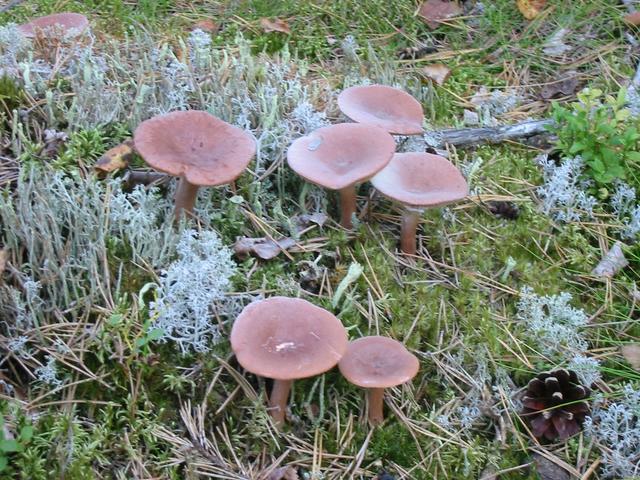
[287,123,395,191]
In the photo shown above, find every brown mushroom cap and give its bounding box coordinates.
[337,85,424,135]
[133,111,256,186]
[371,152,468,207]
[230,297,348,381]
[18,13,89,38]
[339,336,419,388]
[286,123,395,191]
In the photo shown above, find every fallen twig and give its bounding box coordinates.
[0,0,24,13]
[430,119,553,149]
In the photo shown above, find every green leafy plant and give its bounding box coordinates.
[0,416,33,472]
[550,88,640,184]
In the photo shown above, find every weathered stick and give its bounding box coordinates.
[429,119,553,149]
[0,0,25,13]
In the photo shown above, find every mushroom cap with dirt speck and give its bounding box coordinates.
[371,152,468,207]
[18,13,89,38]
[230,297,348,381]
[133,111,256,186]
[339,336,419,389]
[337,85,424,135]
[286,123,395,191]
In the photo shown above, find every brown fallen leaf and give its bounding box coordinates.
[267,466,299,480]
[621,344,640,371]
[624,11,640,26]
[418,0,462,30]
[260,17,291,34]
[292,212,328,233]
[192,19,217,32]
[421,63,451,85]
[540,71,579,100]
[516,0,547,20]
[234,237,296,260]
[95,139,135,173]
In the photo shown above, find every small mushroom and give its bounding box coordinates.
[18,13,89,38]
[287,123,395,228]
[370,152,468,255]
[133,111,255,221]
[339,336,419,426]
[337,85,424,135]
[230,296,348,426]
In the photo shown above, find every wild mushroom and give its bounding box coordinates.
[18,13,89,38]
[339,336,419,426]
[370,152,468,255]
[133,110,255,221]
[286,123,395,229]
[337,85,424,135]
[230,296,348,426]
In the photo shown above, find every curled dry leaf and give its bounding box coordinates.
[293,212,328,232]
[516,0,547,20]
[418,0,462,30]
[260,17,291,34]
[592,241,628,278]
[540,71,579,100]
[95,139,135,173]
[621,344,640,371]
[192,19,217,32]
[234,237,296,260]
[542,28,571,57]
[421,63,451,85]
[267,466,299,480]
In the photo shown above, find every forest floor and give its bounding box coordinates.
[1,1,640,479]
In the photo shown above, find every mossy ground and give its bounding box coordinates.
[1,1,639,479]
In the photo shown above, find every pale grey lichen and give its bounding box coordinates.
[537,154,597,222]
[611,182,640,239]
[585,385,640,479]
[517,287,589,355]
[35,355,63,387]
[0,23,29,78]
[149,229,237,354]
[568,354,601,386]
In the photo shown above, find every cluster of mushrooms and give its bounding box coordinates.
[18,13,470,427]
[132,85,469,255]
[14,12,594,441]
[17,13,470,257]
[230,297,418,426]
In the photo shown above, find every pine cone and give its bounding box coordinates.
[521,369,590,441]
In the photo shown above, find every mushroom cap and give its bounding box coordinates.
[371,152,468,207]
[286,123,396,191]
[339,336,419,389]
[133,111,256,186]
[18,13,89,38]
[337,85,424,135]
[230,297,348,381]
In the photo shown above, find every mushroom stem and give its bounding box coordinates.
[174,176,200,221]
[339,185,357,229]
[269,379,293,426]
[400,208,423,255]
[368,388,385,426]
